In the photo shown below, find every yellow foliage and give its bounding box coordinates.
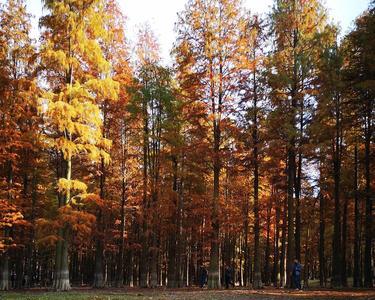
[57,178,87,195]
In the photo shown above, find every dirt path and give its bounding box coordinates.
[2,287,375,300]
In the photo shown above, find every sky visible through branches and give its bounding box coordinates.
[4,0,371,64]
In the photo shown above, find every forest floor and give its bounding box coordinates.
[1,287,375,300]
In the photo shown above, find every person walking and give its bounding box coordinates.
[224,265,234,289]
[292,259,302,290]
[199,264,208,288]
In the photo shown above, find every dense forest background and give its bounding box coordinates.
[0,0,373,291]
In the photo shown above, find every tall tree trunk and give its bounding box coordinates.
[175,159,184,288]
[280,185,287,287]
[53,156,71,291]
[286,17,299,289]
[319,192,326,287]
[208,55,221,289]
[0,161,13,290]
[264,199,271,286]
[363,102,373,288]
[353,144,362,287]
[93,159,106,288]
[26,172,38,288]
[295,99,303,262]
[208,144,220,288]
[286,143,296,288]
[139,92,149,288]
[0,251,9,290]
[93,237,104,288]
[149,97,161,288]
[274,192,280,287]
[341,194,348,287]
[149,188,159,288]
[303,226,310,288]
[116,140,127,287]
[244,192,250,286]
[331,94,342,288]
[252,63,262,289]
[53,61,74,291]
[167,158,178,288]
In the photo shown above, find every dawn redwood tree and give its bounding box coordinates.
[0,0,38,290]
[131,26,162,287]
[39,0,118,290]
[343,5,374,287]
[92,0,130,288]
[323,45,344,288]
[268,0,331,287]
[240,14,267,289]
[174,0,245,288]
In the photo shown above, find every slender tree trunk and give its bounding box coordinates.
[264,199,271,286]
[353,144,362,287]
[331,94,342,288]
[26,172,38,288]
[176,159,184,287]
[167,158,178,288]
[53,156,71,291]
[244,192,250,286]
[295,100,303,262]
[274,192,280,287]
[280,189,287,287]
[303,226,310,288]
[208,55,221,289]
[93,160,106,288]
[286,144,296,288]
[149,187,159,288]
[0,161,13,290]
[149,98,162,289]
[285,19,299,289]
[252,63,262,289]
[140,92,149,288]
[0,252,9,290]
[53,61,74,291]
[93,237,104,288]
[208,146,220,288]
[319,192,326,287]
[341,194,348,287]
[116,151,126,287]
[363,103,373,288]
[295,150,302,262]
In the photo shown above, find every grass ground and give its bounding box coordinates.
[1,287,375,300]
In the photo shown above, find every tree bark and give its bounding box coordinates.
[341,194,348,287]
[319,192,326,287]
[264,198,272,286]
[208,53,221,289]
[53,153,71,291]
[273,191,280,287]
[280,184,287,287]
[93,159,106,288]
[331,93,342,288]
[139,87,149,288]
[363,100,373,288]
[116,140,127,286]
[353,144,362,287]
[0,252,9,290]
[252,60,262,290]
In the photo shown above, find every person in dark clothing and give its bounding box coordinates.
[199,264,208,288]
[292,259,302,290]
[10,270,16,289]
[224,265,234,289]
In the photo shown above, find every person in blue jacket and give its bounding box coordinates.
[292,259,302,290]
[199,264,208,288]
